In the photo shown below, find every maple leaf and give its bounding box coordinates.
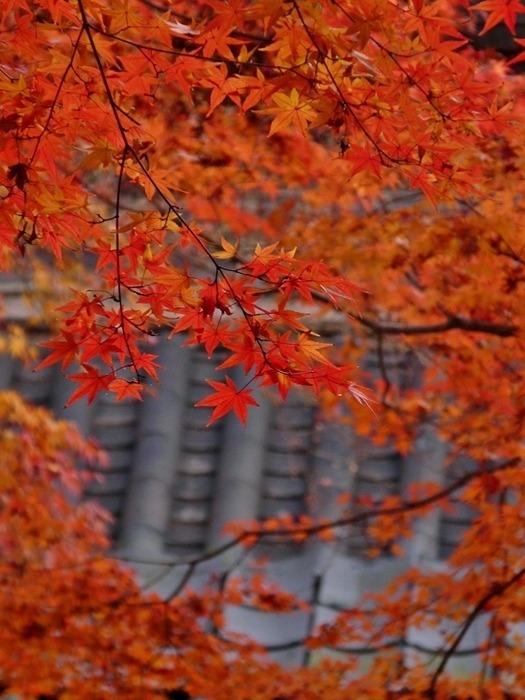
[476,0,525,34]
[108,378,144,401]
[7,0,525,696]
[135,352,161,382]
[263,89,317,136]
[36,332,78,371]
[66,366,112,406]
[172,308,205,335]
[212,235,239,259]
[345,144,383,179]
[216,338,261,372]
[195,377,259,425]
[294,333,334,366]
[506,37,525,66]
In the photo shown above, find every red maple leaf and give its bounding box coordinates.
[66,366,112,406]
[195,376,259,426]
[36,332,78,371]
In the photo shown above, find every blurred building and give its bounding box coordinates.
[0,273,483,671]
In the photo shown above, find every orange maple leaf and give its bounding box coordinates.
[476,0,525,34]
[108,378,144,401]
[263,89,317,136]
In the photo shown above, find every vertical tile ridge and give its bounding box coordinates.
[206,367,272,552]
[401,425,447,564]
[117,335,193,557]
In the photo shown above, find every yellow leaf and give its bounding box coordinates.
[212,236,239,259]
[262,89,317,136]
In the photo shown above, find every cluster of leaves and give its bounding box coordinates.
[6,389,525,700]
[303,458,525,700]
[279,76,525,465]
[2,0,374,413]
[212,455,525,700]
[0,391,358,699]
[0,0,520,416]
[4,0,525,699]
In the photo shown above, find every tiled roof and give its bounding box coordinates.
[0,321,479,667]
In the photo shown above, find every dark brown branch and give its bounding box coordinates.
[120,458,520,573]
[428,562,525,699]
[354,314,517,338]
[267,457,519,538]
[261,637,485,656]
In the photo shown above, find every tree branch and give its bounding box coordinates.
[119,458,520,571]
[354,314,517,338]
[428,562,525,699]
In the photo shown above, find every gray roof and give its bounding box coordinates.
[0,324,482,666]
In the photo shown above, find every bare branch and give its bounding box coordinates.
[354,314,517,338]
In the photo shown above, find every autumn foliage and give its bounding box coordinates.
[1,0,519,412]
[0,390,350,699]
[3,0,525,697]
